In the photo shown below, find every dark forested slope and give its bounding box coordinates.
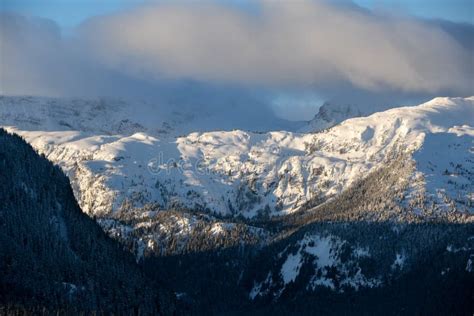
[0,129,175,314]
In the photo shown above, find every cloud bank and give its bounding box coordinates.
[1,0,473,104]
[79,0,473,94]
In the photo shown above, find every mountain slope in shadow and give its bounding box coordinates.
[0,129,175,314]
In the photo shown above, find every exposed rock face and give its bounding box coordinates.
[299,101,395,133]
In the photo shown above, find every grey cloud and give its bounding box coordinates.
[0,1,472,112]
[77,0,473,95]
[0,13,295,127]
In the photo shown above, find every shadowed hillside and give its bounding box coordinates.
[0,129,175,314]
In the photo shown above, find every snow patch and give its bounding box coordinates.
[391,252,406,271]
[276,233,382,295]
[280,252,303,284]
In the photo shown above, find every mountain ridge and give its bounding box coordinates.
[1,96,471,218]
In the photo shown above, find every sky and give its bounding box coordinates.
[355,0,473,24]
[1,0,473,120]
[2,0,472,28]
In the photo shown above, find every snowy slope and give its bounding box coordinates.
[1,96,473,222]
[246,221,474,302]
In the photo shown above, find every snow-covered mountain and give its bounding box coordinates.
[0,96,301,136]
[1,95,473,311]
[1,96,472,221]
